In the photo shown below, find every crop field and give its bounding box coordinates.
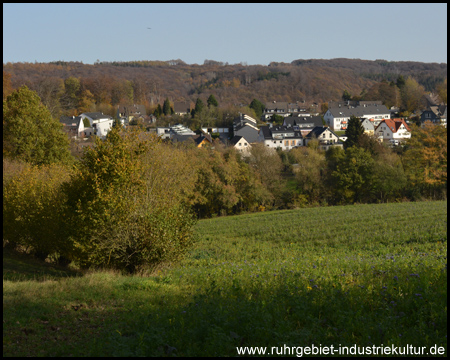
[3,201,447,356]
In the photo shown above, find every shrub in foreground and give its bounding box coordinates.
[3,160,72,260]
[63,127,197,273]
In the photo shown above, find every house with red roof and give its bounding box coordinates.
[374,118,411,144]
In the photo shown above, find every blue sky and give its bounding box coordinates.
[3,3,447,65]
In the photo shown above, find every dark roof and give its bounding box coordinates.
[82,112,113,120]
[327,104,390,118]
[230,135,243,145]
[60,115,82,127]
[306,126,339,138]
[259,126,272,140]
[193,133,213,146]
[234,125,259,143]
[260,125,303,140]
[283,115,322,128]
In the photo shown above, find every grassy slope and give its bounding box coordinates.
[3,201,447,356]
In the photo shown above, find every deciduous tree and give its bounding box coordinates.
[3,86,72,165]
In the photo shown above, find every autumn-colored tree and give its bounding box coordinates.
[3,160,73,261]
[111,79,134,105]
[402,123,447,199]
[400,76,425,114]
[362,81,401,109]
[436,78,447,104]
[78,89,96,113]
[189,147,269,217]
[62,127,197,272]
[33,77,65,118]
[3,71,14,100]
[3,86,72,165]
[290,146,327,204]
[246,143,285,209]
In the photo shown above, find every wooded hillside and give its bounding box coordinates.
[4,58,446,110]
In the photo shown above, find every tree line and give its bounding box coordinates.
[3,58,446,122]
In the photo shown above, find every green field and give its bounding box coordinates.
[3,201,447,356]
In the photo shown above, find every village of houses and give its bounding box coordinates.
[60,95,447,154]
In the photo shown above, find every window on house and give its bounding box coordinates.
[323,134,326,138]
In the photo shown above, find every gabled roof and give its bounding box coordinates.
[230,135,245,146]
[234,124,260,143]
[361,118,375,130]
[375,118,411,133]
[423,93,441,107]
[193,133,213,146]
[306,126,339,139]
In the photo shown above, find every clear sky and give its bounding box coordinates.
[3,3,447,65]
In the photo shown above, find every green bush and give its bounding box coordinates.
[62,127,197,273]
[3,160,72,260]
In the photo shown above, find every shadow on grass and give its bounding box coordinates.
[3,267,447,357]
[3,247,82,282]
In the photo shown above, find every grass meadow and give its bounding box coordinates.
[3,201,447,356]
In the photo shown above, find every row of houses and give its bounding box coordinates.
[152,115,412,155]
[61,94,445,151]
[61,109,412,152]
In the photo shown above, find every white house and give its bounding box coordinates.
[324,102,390,131]
[258,125,303,151]
[230,135,252,155]
[79,112,114,139]
[374,118,411,143]
[263,101,309,120]
[304,126,343,151]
